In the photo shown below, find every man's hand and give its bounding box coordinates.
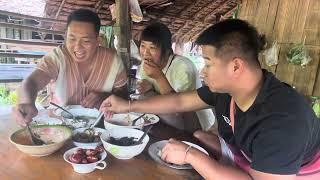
[136,79,153,94]
[161,138,191,165]
[12,103,38,126]
[99,95,129,118]
[81,91,110,109]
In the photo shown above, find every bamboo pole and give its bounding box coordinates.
[0,22,65,36]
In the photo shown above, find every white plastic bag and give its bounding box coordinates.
[130,0,143,22]
[263,41,279,66]
[109,1,143,23]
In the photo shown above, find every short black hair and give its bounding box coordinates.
[67,9,101,34]
[196,19,266,67]
[140,22,173,54]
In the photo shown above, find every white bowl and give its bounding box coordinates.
[60,106,100,129]
[104,113,144,130]
[31,117,63,126]
[72,128,106,147]
[100,128,149,159]
[63,146,107,174]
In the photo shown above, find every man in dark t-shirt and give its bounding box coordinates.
[100,19,320,179]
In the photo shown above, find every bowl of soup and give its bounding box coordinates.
[9,125,72,156]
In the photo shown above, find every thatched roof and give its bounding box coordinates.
[45,0,239,42]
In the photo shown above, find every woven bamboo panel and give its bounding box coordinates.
[240,0,320,96]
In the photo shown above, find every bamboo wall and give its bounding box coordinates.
[239,0,320,96]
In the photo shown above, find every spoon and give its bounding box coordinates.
[90,112,104,128]
[131,113,145,126]
[50,102,75,119]
[26,123,46,145]
[134,125,153,145]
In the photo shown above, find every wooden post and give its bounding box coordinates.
[115,0,131,70]
[115,0,132,94]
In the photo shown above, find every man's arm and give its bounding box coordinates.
[14,69,52,125]
[131,90,209,114]
[113,85,128,99]
[187,149,296,180]
[100,90,210,115]
[18,69,52,104]
[161,139,296,180]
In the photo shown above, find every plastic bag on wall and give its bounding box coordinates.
[109,0,143,23]
[263,41,279,66]
[109,4,116,21]
[130,0,143,22]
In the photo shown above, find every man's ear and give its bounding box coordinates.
[232,57,245,77]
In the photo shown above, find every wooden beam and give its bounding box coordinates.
[95,0,105,13]
[0,10,66,24]
[0,38,61,47]
[115,0,131,70]
[204,0,232,22]
[0,52,44,58]
[221,4,238,18]
[0,22,65,36]
[177,0,215,18]
[55,0,67,19]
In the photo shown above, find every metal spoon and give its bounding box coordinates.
[49,102,75,119]
[131,113,146,126]
[26,123,46,145]
[90,112,104,128]
[134,125,153,145]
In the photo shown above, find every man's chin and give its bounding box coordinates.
[73,56,89,63]
[208,86,224,93]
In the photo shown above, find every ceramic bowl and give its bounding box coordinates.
[104,113,144,130]
[72,127,106,147]
[63,146,107,173]
[100,128,149,159]
[9,125,72,157]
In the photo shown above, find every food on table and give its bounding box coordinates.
[143,116,155,124]
[72,128,101,143]
[108,120,130,126]
[68,146,104,164]
[61,112,96,124]
[107,136,138,146]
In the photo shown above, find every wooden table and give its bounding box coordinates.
[0,112,202,180]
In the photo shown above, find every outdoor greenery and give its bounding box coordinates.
[311,96,320,118]
[0,85,17,105]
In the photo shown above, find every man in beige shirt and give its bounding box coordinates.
[13,9,127,125]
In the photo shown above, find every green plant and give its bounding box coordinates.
[311,96,320,118]
[286,43,311,66]
[0,85,17,105]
